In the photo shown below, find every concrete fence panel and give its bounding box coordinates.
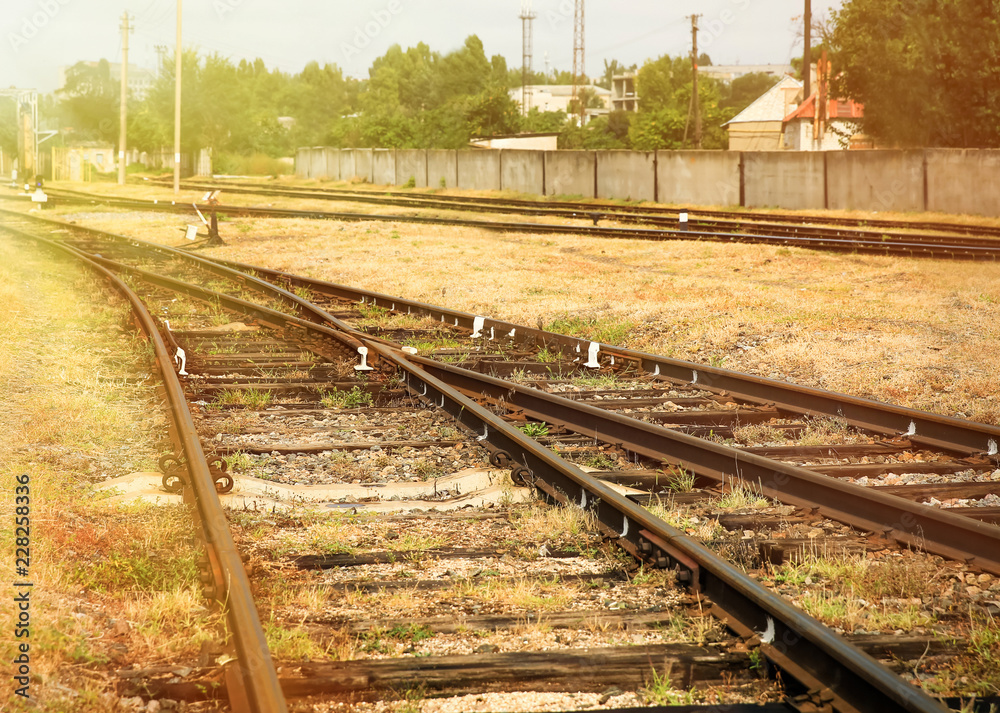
[657,151,741,206]
[339,149,357,182]
[544,150,596,198]
[372,149,396,185]
[926,149,1000,217]
[323,148,341,181]
[427,150,458,188]
[457,150,501,191]
[743,151,826,210]
[395,149,427,187]
[826,150,924,212]
[352,148,374,182]
[295,147,310,178]
[308,147,326,179]
[500,150,544,194]
[596,150,656,202]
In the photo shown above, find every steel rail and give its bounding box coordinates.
[24,191,1000,261]
[8,216,953,713]
[410,355,1000,576]
[161,179,1000,249]
[205,257,1000,461]
[160,177,1000,240]
[0,226,287,713]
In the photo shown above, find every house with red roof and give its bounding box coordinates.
[782,92,869,150]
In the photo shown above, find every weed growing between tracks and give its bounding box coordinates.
[0,237,223,709]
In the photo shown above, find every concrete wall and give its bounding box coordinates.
[596,150,655,202]
[297,144,1000,217]
[926,149,1000,217]
[395,149,427,187]
[544,150,595,198]
[457,150,501,191]
[339,149,356,181]
[323,147,340,181]
[427,149,458,188]
[657,151,741,206]
[743,151,827,210]
[500,150,545,194]
[372,149,395,186]
[295,147,308,177]
[826,150,924,212]
[353,148,374,182]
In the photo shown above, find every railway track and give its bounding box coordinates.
[13,184,1000,260]
[165,176,1000,241]
[3,206,999,712]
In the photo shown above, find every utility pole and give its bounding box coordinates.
[118,12,130,185]
[691,14,702,149]
[173,0,182,194]
[519,1,536,117]
[803,0,812,101]
[571,0,585,123]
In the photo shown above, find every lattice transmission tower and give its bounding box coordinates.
[519,0,536,117]
[571,0,585,121]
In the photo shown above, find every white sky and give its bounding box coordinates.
[2,0,844,93]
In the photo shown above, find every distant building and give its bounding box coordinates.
[509,84,611,114]
[611,73,638,112]
[58,62,157,100]
[782,94,867,151]
[700,64,794,83]
[722,75,803,150]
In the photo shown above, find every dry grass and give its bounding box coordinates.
[45,179,1000,426]
[0,235,221,709]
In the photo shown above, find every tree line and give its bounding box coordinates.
[10,34,778,171]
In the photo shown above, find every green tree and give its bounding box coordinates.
[831,0,1000,147]
[719,72,782,114]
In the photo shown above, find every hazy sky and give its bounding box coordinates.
[2,0,844,93]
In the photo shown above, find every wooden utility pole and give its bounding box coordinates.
[118,12,130,185]
[803,0,812,101]
[173,0,182,194]
[691,14,701,149]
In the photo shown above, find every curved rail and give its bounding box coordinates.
[1,225,287,713]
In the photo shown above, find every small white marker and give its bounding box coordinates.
[174,347,188,376]
[679,211,689,231]
[756,617,775,644]
[584,341,601,368]
[989,439,998,456]
[610,356,616,365]
[472,316,485,338]
[184,225,199,241]
[355,346,374,371]
[401,346,418,355]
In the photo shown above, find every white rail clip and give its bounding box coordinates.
[584,342,601,368]
[472,316,485,338]
[355,346,374,371]
[174,347,188,376]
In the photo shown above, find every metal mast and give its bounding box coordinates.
[571,0,585,121]
[519,1,536,117]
